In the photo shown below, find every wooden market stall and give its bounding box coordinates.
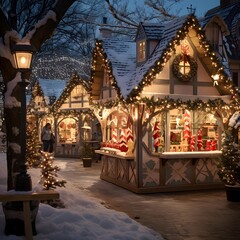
[28,74,101,158]
[51,73,101,158]
[90,14,240,193]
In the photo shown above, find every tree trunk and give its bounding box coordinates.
[0,0,76,191]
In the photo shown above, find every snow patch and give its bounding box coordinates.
[5,73,21,108]
[23,10,57,42]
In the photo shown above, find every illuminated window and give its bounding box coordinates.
[138,41,146,62]
[150,109,221,153]
[179,59,191,75]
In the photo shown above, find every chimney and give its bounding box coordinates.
[99,17,112,38]
[220,0,240,8]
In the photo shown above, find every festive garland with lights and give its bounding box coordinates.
[172,54,197,82]
[90,96,236,114]
[51,73,91,115]
[90,14,240,106]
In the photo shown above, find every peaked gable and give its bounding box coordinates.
[90,14,240,108]
[28,80,47,109]
[135,22,163,41]
[203,2,240,59]
[51,73,90,113]
[126,14,239,103]
[90,39,136,101]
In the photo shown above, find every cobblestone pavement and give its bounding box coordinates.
[55,158,240,240]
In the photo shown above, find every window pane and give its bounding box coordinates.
[168,109,219,152]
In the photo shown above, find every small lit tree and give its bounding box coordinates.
[218,131,240,185]
[39,152,66,208]
[26,116,42,167]
[218,111,240,187]
[40,152,66,190]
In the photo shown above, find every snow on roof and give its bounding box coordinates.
[125,15,190,98]
[203,4,236,22]
[97,13,235,100]
[101,39,136,97]
[142,23,164,40]
[39,78,66,98]
[99,16,190,99]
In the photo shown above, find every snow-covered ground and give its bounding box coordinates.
[0,153,163,240]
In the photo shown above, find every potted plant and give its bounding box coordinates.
[80,142,94,167]
[218,112,240,202]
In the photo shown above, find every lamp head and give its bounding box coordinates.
[12,43,36,71]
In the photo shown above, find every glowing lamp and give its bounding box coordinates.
[12,43,35,71]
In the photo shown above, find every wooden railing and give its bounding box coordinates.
[0,190,59,240]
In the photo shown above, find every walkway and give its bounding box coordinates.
[55,158,240,240]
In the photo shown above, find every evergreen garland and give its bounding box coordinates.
[172,54,198,82]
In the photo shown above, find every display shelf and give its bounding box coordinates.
[95,149,134,160]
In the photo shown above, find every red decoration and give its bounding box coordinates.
[119,130,128,152]
[183,110,191,139]
[112,128,118,143]
[197,129,203,151]
[205,140,211,151]
[211,140,217,151]
[59,122,66,129]
[190,135,196,151]
[153,121,160,152]
[126,127,133,142]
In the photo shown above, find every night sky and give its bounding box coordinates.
[129,0,219,17]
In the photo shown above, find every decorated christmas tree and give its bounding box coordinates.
[26,115,42,167]
[39,151,66,208]
[218,131,240,186]
[40,151,66,190]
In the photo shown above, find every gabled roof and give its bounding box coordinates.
[135,22,164,41]
[39,78,66,100]
[203,4,236,22]
[51,73,89,113]
[91,39,136,99]
[27,80,46,107]
[91,14,239,105]
[202,2,240,59]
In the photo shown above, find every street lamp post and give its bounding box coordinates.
[12,43,35,191]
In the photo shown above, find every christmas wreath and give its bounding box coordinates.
[172,54,198,82]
